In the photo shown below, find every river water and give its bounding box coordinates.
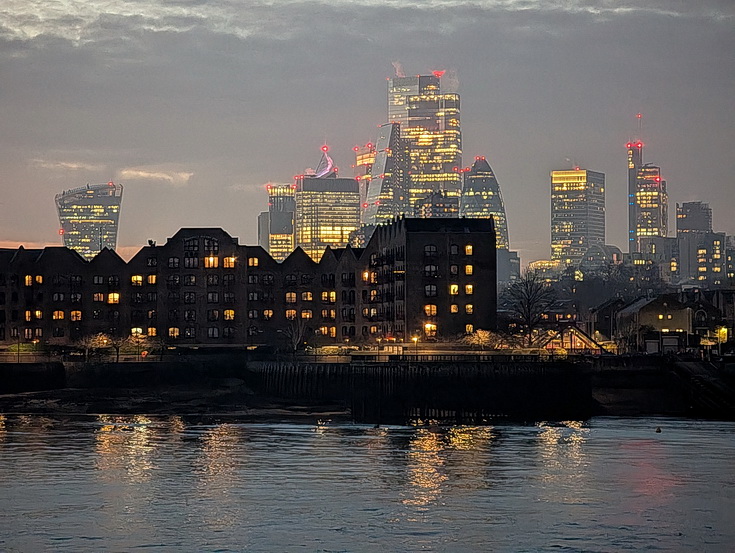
[0,415,732,552]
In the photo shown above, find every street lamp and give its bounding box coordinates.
[412,336,419,356]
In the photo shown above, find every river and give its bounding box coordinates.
[0,415,732,552]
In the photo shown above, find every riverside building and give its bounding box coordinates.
[0,218,496,349]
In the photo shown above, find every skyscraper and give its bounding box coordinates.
[257,183,296,261]
[388,72,461,212]
[676,201,712,236]
[550,169,606,265]
[295,147,360,261]
[633,164,668,244]
[55,182,123,260]
[461,157,510,251]
[626,139,644,252]
[362,122,408,227]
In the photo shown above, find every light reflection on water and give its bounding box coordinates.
[0,415,733,552]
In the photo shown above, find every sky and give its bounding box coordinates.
[1,0,733,265]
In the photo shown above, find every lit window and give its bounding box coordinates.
[319,326,328,335]
[224,257,236,268]
[286,292,297,303]
[302,291,313,301]
[465,284,474,295]
[70,310,82,322]
[450,304,459,314]
[131,275,144,286]
[424,323,437,337]
[465,244,473,255]
[667,314,672,320]
[24,275,33,286]
[362,271,369,282]
[53,310,64,320]
[465,265,473,275]
[147,327,157,337]
[24,310,32,322]
[34,310,42,320]
[658,314,664,320]
[301,310,313,319]
[286,309,297,320]
[466,304,474,314]
[424,304,437,316]
[205,256,219,268]
[224,309,235,321]
[169,327,180,338]
[466,324,474,334]
[147,274,157,285]
[450,284,459,295]
[35,275,43,284]
[248,257,259,267]
[263,309,273,320]
[108,293,120,304]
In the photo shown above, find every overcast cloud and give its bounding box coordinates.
[1,0,733,263]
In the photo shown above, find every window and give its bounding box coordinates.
[147,257,157,267]
[93,310,101,320]
[168,309,179,321]
[131,275,144,286]
[207,274,220,286]
[53,328,64,338]
[70,310,82,322]
[147,327,157,337]
[184,292,196,304]
[424,265,438,277]
[90,293,102,302]
[169,327,180,338]
[263,309,273,320]
[184,275,196,286]
[185,310,197,322]
[466,324,474,334]
[301,310,313,319]
[286,309,297,320]
[465,244,473,255]
[208,310,220,322]
[108,276,120,287]
[168,275,181,286]
[35,275,43,285]
[450,265,459,275]
[465,265,473,275]
[223,327,235,338]
[262,274,274,285]
[302,291,313,301]
[223,292,235,304]
[465,284,474,295]
[248,275,258,284]
[184,237,199,252]
[207,292,219,303]
[147,274,157,285]
[465,304,474,314]
[168,292,180,302]
[224,274,236,286]
[204,256,218,268]
[285,274,297,286]
[147,292,157,302]
[185,327,196,338]
[108,293,120,304]
[184,256,199,268]
[53,293,65,302]
[93,275,104,285]
[424,245,437,257]
[425,323,437,337]
[168,257,180,268]
[424,285,437,297]
[224,257,236,268]
[248,257,259,267]
[449,284,459,295]
[424,304,437,317]
[224,309,235,321]
[53,310,64,320]
[148,310,157,320]
[248,292,259,301]
[24,275,33,286]
[450,304,459,314]
[450,244,459,255]
[70,293,81,303]
[286,292,297,303]
[203,237,219,254]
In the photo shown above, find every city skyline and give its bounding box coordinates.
[1,1,733,265]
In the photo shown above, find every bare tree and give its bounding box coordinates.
[128,332,150,360]
[461,329,504,350]
[502,269,557,346]
[105,334,129,363]
[75,333,108,362]
[282,317,310,354]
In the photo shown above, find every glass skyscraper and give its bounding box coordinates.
[550,169,606,265]
[634,164,668,244]
[362,122,408,226]
[55,182,123,260]
[257,183,296,261]
[461,157,510,251]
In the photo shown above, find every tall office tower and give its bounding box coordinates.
[676,201,712,236]
[257,183,296,261]
[362,122,409,227]
[634,164,668,245]
[387,74,440,127]
[388,72,461,211]
[295,147,361,261]
[550,169,606,266]
[55,182,123,260]
[626,139,644,252]
[461,157,510,251]
[354,142,376,213]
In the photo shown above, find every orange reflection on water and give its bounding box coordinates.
[403,427,447,508]
[94,415,156,482]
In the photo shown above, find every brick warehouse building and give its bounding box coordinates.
[0,217,495,350]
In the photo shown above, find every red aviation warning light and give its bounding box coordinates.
[654,176,661,182]
[321,145,329,153]
[637,113,642,119]
[432,70,446,78]
[362,203,369,208]
[626,142,632,149]
[58,229,65,235]
[107,181,115,186]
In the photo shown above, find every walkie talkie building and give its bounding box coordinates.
[55,182,123,260]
